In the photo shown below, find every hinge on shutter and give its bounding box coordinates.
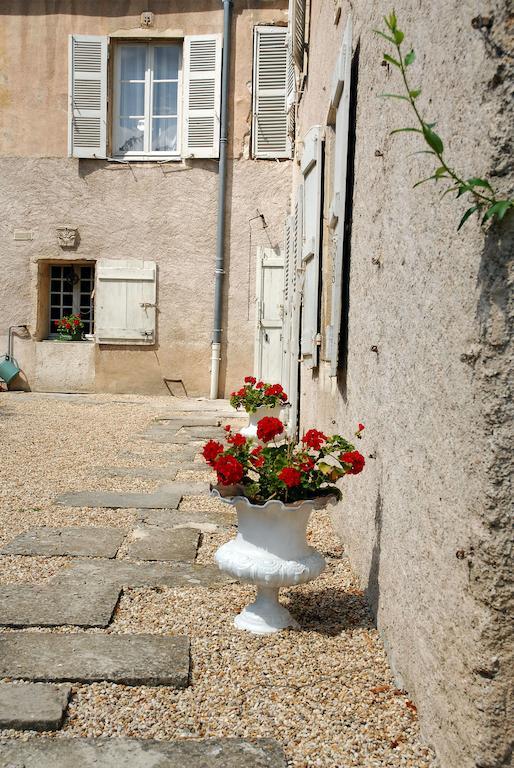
[315,333,322,346]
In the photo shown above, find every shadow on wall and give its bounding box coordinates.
[366,489,383,619]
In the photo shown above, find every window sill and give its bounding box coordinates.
[108,155,182,163]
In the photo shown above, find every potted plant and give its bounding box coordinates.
[54,313,84,341]
[203,417,365,634]
[229,376,289,437]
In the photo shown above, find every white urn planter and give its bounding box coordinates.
[213,490,336,634]
[239,404,285,439]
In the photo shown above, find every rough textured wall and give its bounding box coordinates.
[296,1,513,767]
[0,0,291,396]
[0,156,290,396]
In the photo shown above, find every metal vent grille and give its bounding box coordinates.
[189,40,217,72]
[73,40,102,72]
[72,117,101,148]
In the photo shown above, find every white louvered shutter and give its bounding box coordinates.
[301,125,323,369]
[281,215,294,390]
[290,0,306,70]
[183,35,222,159]
[68,35,107,159]
[95,259,157,345]
[252,26,291,159]
[328,17,352,376]
[287,185,303,437]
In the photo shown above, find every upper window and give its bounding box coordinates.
[113,43,181,159]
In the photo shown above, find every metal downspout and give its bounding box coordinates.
[210,0,233,399]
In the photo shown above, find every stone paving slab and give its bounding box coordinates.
[0,682,71,731]
[1,527,125,558]
[127,526,200,562]
[95,466,178,481]
[0,580,121,628]
[180,426,226,438]
[153,417,221,427]
[0,737,287,767]
[135,507,235,531]
[0,633,190,687]
[55,488,182,510]
[57,559,234,589]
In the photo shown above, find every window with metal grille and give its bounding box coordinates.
[49,264,95,337]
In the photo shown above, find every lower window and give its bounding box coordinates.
[49,264,95,337]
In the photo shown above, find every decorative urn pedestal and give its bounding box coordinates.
[240,405,285,439]
[214,491,335,634]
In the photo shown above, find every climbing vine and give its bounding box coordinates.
[375,11,513,230]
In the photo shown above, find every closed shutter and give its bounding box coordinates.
[287,185,303,437]
[290,0,306,70]
[300,125,323,369]
[281,214,294,390]
[95,259,157,345]
[328,16,352,376]
[252,26,291,159]
[68,35,107,159]
[183,34,222,159]
[285,36,296,113]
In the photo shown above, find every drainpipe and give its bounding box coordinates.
[210,0,233,399]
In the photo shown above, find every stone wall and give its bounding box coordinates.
[295,1,513,766]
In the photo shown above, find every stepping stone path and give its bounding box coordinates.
[0,737,287,767]
[56,487,182,509]
[0,683,71,731]
[127,526,200,562]
[0,580,120,628]
[135,506,235,531]
[1,526,124,558]
[0,633,190,687]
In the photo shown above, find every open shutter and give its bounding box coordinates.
[281,214,294,390]
[183,34,222,159]
[95,259,157,345]
[252,26,291,159]
[290,0,306,70]
[328,16,352,376]
[300,125,323,369]
[68,35,107,159]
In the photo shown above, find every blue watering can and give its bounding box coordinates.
[0,325,25,385]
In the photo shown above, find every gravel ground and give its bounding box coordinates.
[0,392,437,767]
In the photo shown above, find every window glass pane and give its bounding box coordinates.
[120,82,144,116]
[153,82,177,116]
[51,280,61,292]
[152,118,177,152]
[51,266,61,279]
[50,307,61,320]
[120,45,146,80]
[117,118,145,153]
[81,267,92,279]
[154,46,179,80]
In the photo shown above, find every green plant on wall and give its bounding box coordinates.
[376,11,513,230]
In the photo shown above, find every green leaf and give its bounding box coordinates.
[409,89,421,99]
[482,200,513,223]
[404,49,416,66]
[457,205,480,230]
[435,166,447,179]
[385,11,397,31]
[466,177,493,190]
[383,54,402,68]
[407,150,437,156]
[390,127,422,135]
[394,29,404,44]
[440,185,460,199]
[422,126,444,154]
[379,92,410,101]
[374,29,396,44]
[456,185,471,198]
[413,175,439,188]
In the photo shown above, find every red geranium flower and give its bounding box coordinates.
[302,429,327,450]
[251,445,263,456]
[228,433,246,447]
[257,416,284,443]
[299,457,315,472]
[358,423,365,432]
[340,450,365,475]
[280,392,288,401]
[202,440,224,467]
[251,455,265,468]
[215,454,244,485]
[278,467,302,488]
[255,381,264,389]
[236,388,246,397]
[224,424,231,432]
[54,320,59,326]
[244,376,257,384]
[264,383,283,396]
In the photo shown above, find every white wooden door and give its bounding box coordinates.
[254,247,284,382]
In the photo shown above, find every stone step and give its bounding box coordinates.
[0,682,71,731]
[126,526,200,562]
[1,527,125,558]
[56,488,182,510]
[0,737,287,767]
[0,633,190,687]
[0,580,120,628]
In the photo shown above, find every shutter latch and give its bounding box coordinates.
[140,302,157,308]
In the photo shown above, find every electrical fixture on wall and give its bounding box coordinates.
[141,11,154,27]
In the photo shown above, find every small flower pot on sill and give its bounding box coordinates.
[58,333,83,342]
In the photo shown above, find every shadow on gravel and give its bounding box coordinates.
[286,586,375,636]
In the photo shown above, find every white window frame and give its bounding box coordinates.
[112,41,182,161]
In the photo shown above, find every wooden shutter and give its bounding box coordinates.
[287,185,303,437]
[328,16,352,376]
[281,215,294,390]
[95,259,157,345]
[183,34,222,159]
[252,26,291,159]
[300,125,323,369]
[254,248,285,382]
[290,0,306,70]
[68,35,107,159]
